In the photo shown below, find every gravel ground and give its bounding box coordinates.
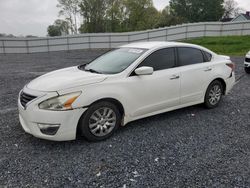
[0,51,249,188]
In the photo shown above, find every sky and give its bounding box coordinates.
[0,0,249,37]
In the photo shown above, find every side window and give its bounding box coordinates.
[203,51,212,62]
[178,47,204,66]
[138,48,175,71]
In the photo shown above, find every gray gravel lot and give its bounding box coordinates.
[0,51,250,188]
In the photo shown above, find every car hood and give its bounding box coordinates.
[27,66,107,92]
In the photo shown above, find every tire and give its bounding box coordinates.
[79,101,121,141]
[204,80,223,109]
[245,67,250,74]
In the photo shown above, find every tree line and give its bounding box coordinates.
[48,0,243,36]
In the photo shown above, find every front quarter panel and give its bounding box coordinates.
[58,77,138,124]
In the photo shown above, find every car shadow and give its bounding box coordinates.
[24,103,209,145]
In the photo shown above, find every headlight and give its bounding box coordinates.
[39,92,81,111]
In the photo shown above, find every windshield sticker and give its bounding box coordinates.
[128,49,144,54]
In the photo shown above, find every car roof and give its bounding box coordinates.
[121,41,207,51]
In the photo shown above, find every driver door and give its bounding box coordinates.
[125,48,181,119]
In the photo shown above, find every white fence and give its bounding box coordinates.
[1,21,250,54]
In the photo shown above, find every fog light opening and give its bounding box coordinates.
[38,123,60,136]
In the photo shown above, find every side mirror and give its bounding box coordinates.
[135,66,154,76]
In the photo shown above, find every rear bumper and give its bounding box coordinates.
[225,73,235,94]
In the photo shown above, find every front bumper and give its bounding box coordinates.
[244,62,250,67]
[245,55,250,67]
[18,87,87,141]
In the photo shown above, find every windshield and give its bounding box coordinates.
[84,48,146,74]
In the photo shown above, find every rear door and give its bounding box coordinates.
[177,47,213,105]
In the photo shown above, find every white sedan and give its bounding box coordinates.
[18,42,235,141]
[245,51,250,73]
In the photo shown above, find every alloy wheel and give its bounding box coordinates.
[89,107,117,137]
[208,85,222,106]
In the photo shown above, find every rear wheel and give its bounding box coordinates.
[245,67,250,74]
[79,101,121,141]
[204,80,223,109]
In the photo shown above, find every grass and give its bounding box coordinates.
[183,35,250,56]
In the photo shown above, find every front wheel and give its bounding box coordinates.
[245,67,250,74]
[204,80,223,109]
[79,101,121,141]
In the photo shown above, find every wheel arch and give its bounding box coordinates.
[204,77,226,103]
[76,97,125,138]
[210,78,226,95]
[203,77,226,108]
[90,98,125,116]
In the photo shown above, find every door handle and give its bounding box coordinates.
[170,75,180,80]
[204,67,212,72]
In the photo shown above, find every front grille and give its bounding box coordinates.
[245,58,250,63]
[20,92,37,107]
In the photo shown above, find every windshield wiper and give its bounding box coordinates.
[78,64,88,70]
[85,68,102,74]
[78,64,102,74]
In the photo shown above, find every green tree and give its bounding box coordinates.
[79,0,107,33]
[170,0,225,22]
[47,19,70,36]
[157,6,185,28]
[123,0,158,31]
[54,19,70,35]
[106,0,125,32]
[47,25,62,36]
[57,0,81,34]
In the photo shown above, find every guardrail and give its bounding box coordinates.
[0,21,250,54]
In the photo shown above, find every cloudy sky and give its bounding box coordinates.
[0,0,249,37]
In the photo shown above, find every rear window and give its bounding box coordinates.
[178,47,204,66]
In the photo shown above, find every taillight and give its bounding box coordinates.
[226,63,235,72]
